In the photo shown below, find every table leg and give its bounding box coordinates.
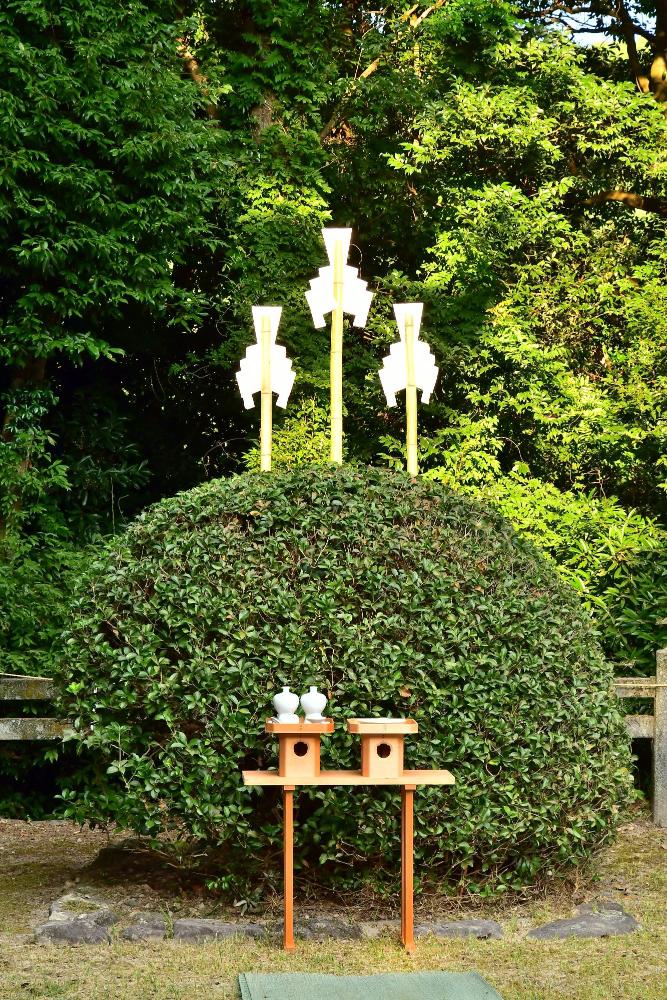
[283,786,295,951]
[401,785,415,953]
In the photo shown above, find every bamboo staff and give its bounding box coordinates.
[378,303,439,478]
[330,236,345,464]
[305,228,373,466]
[235,306,295,472]
[404,310,418,477]
[260,311,272,471]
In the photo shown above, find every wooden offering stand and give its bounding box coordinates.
[243,718,454,952]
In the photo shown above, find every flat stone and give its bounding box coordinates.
[121,913,167,941]
[576,898,625,915]
[129,910,168,923]
[172,918,265,941]
[359,919,400,939]
[414,919,503,940]
[528,901,639,940]
[295,916,363,941]
[35,920,111,945]
[48,893,118,927]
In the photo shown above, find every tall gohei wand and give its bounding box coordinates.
[235,306,296,471]
[305,228,373,464]
[379,302,438,476]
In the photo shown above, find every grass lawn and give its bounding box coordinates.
[0,809,665,1000]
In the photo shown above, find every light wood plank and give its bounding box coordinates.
[265,719,334,734]
[347,718,418,735]
[615,677,657,699]
[625,715,654,739]
[0,718,69,740]
[242,768,454,787]
[0,674,57,700]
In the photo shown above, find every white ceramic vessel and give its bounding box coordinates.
[300,685,327,722]
[272,686,300,723]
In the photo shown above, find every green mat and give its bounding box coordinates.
[238,972,503,1000]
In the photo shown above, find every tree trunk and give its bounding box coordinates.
[620,0,667,103]
[651,5,667,103]
[177,39,220,120]
[617,1,650,94]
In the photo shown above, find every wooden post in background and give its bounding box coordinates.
[330,236,344,464]
[654,647,666,827]
[260,312,272,472]
[283,786,295,950]
[404,311,418,477]
[401,784,415,953]
[614,649,667,829]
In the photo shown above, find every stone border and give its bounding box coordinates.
[34,896,640,945]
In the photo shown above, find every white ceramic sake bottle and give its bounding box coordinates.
[272,686,300,723]
[300,685,327,722]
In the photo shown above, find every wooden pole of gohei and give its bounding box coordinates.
[283,786,295,950]
[655,647,667,827]
[260,312,272,472]
[401,784,415,952]
[404,311,418,477]
[330,237,345,464]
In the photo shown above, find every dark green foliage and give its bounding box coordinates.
[0,0,216,365]
[0,0,219,675]
[2,0,666,833]
[3,0,666,683]
[60,467,632,894]
[0,535,83,676]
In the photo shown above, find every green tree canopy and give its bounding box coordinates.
[518,1,667,105]
[0,0,219,670]
[1,1,666,682]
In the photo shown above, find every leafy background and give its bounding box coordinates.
[1,0,666,810]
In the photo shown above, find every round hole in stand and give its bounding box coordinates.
[293,741,309,757]
[376,742,392,759]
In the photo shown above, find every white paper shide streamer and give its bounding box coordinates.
[236,307,295,410]
[305,229,373,330]
[379,303,438,476]
[236,306,295,471]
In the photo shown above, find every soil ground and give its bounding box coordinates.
[0,808,665,1000]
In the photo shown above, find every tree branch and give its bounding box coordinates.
[356,1,448,78]
[582,190,667,216]
[177,38,220,120]
[321,1,448,140]
[614,1,651,93]
[526,2,655,43]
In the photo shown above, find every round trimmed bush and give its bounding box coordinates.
[60,466,632,894]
